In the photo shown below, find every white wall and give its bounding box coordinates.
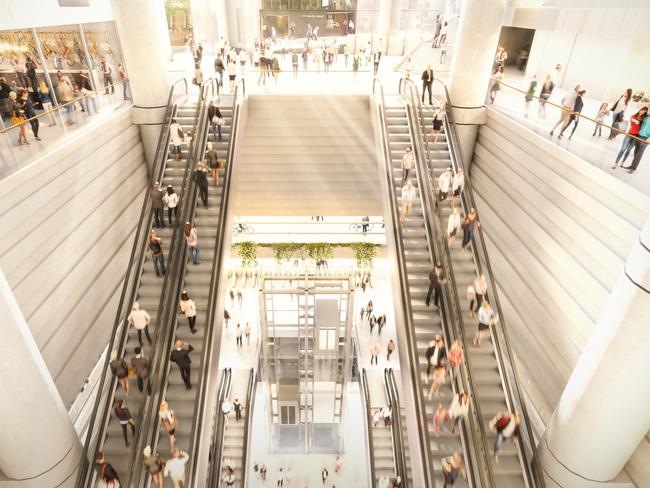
[0,0,114,30]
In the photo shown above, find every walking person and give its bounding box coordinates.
[421,65,434,105]
[164,449,189,488]
[227,59,237,92]
[471,274,488,317]
[223,467,236,487]
[214,54,225,87]
[96,452,120,487]
[447,339,464,382]
[524,75,537,117]
[626,110,650,173]
[550,85,581,136]
[321,467,329,485]
[558,89,586,140]
[114,399,136,446]
[593,102,609,137]
[179,291,197,334]
[448,392,470,435]
[612,107,648,169]
[489,67,504,104]
[428,359,447,398]
[441,452,466,487]
[131,347,152,394]
[370,343,380,365]
[461,208,480,251]
[438,167,453,203]
[425,335,446,383]
[474,300,497,347]
[143,446,165,488]
[205,142,220,185]
[489,411,521,463]
[55,71,74,124]
[432,403,449,434]
[118,63,128,100]
[128,302,152,346]
[9,92,27,145]
[159,401,177,450]
[38,79,57,126]
[109,351,129,395]
[236,323,243,348]
[381,404,392,427]
[163,185,179,226]
[170,340,194,389]
[208,100,224,141]
[399,180,417,228]
[194,162,209,208]
[538,74,554,118]
[169,118,184,160]
[377,313,386,335]
[233,398,243,421]
[401,147,414,182]
[20,89,40,141]
[150,182,165,228]
[372,50,381,75]
[222,399,232,424]
[148,229,166,277]
[447,207,461,246]
[184,222,200,265]
[429,105,445,144]
[425,263,446,308]
[386,339,395,361]
[101,59,114,94]
[608,88,633,140]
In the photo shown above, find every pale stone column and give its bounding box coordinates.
[447,0,506,170]
[0,270,81,487]
[538,218,650,488]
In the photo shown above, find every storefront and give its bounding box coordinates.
[260,0,356,39]
[0,21,126,114]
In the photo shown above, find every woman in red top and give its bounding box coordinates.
[612,107,648,169]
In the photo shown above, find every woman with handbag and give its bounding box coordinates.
[608,88,633,140]
[208,100,224,141]
[9,91,28,145]
[159,401,177,451]
[205,142,220,185]
[114,399,136,447]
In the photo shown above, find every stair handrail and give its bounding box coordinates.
[125,79,208,486]
[400,76,495,487]
[442,91,545,488]
[207,368,233,487]
[361,368,378,488]
[371,77,436,488]
[384,368,409,487]
[74,77,188,488]
[241,368,256,488]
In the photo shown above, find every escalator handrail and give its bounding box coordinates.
[361,368,378,488]
[400,76,495,487]
[384,368,408,487]
[186,79,245,487]
[371,77,436,488]
[126,82,208,486]
[207,368,233,487]
[74,77,187,488]
[240,368,256,488]
[443,103,544,488]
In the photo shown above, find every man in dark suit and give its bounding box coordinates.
[170,340,194,389]
[421,65,435,105]
[425,263,446,308]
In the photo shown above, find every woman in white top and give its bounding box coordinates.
[159,401,177,451]
[472,274,488,317]
[227,60,237,92]
[127,301,152,346]
[169,118,184,160]
[447,207,461,246]
[183,222,200,265]
[401,147,414,182]
[179,291,197,334]
[163,185,179,226]
[474,301,496,347]
[451,168,464,207]
[448,392,470,435]
[400,180,417,227]
[438,167,453,202]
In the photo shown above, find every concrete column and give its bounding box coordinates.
[376,0,393,38]
[537,218,650,488]
[447,0,506,170]
[113,0,172,172]
[0,270,81,487]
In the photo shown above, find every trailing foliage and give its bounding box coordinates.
[351,242,380,268]
[271,243,303,263]
[305,242,334,262]
[236,241,258,267]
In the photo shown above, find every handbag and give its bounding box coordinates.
[215,117,225,126]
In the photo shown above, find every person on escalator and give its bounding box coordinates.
[148,230,166,277]
[96,451,120,487]
[471,274,488,317]
[437,167,453,203]
[474,300,497,347]
[131,347,151,394]
[128,301,152,346]
[208,99,224,141]
[441,452,466,487]
[114,399,136,447]
[194,161,209,208]
[143,446,165,487]
[448,339,464,382]
[163,185,179,226]
[159,401,177,450]
[399,180,416,227]
[205,142,220,185]
[461,207,480,251]
[170,340,194,389]
[425,263,446,308]
[401,147,414,183]
[447,207,461,246]
[489,411,521,463]
[109,351,130,396]
[179,291,197,334]
[451,168,464,207]
[448,392,470,435]
[169,119,184,161]
[164,448,189,488]
[150,182,165,228]
[184,222,200,265]
[425,334,446,383]
[429,105,445,145]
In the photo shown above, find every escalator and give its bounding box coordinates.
[373,79,481,488]
[384,368,413,487]
[402,78,546,488]
[73,79,195,487]
[130,79,245,487]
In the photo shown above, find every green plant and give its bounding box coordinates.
[351,242,379,268]
[305,242,334,262]
[271,243,302,264]
[237,241,258,267]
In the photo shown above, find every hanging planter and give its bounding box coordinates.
[237,241,258,268]
[351,242,380,268]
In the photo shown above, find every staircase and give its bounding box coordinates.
[99,103,197,481]
[423,105,526,487]
[234,95,382,216]
[384,103,469,485]
[155,100,233,459]
[219,369,251,488]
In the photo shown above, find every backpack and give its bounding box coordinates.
[149,239,162,254]
[495,415,510,431]
[639,116,650,139]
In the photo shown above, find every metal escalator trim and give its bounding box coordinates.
[75,77,189,488]
[125,81,209,486]
[240,367,256,488]
[361,368,378,488]
[372,77,436,488]
[207,368,232,487]
[384,368,409,487]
